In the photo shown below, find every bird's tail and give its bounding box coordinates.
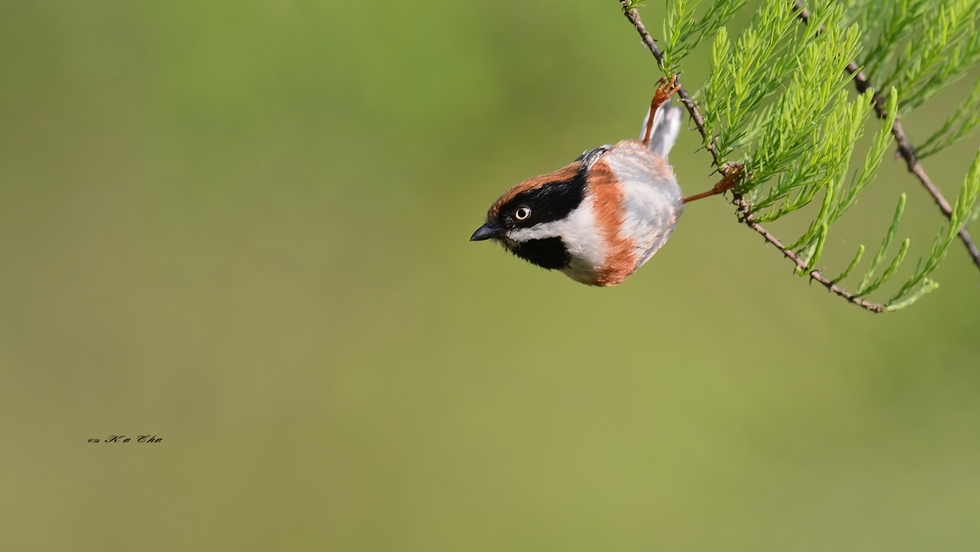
[638,98,683,158]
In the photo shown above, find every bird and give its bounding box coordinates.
[470,75,738,286]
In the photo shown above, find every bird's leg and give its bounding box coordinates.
[642,75,681,145]
[684,163,744,203]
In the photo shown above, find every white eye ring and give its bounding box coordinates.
[515,207,531,220]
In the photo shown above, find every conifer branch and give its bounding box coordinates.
[792,2,980,271]
[619,1,888,313]
[842,63,980,271]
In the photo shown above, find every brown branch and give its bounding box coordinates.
[618,2,887,312]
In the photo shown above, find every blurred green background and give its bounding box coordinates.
[1,1,979,550]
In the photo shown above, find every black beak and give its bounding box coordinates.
[470,222,503,242]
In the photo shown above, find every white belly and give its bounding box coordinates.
[604,140,684,268]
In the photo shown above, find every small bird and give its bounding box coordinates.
[470,76,736,286]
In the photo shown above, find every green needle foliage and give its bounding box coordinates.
[662,0,747,74]
[917,77,980,159]
[886,150,980,310]
[647,0,980,310]
[878,0,980,114]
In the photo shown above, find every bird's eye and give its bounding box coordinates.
[515,207,531,220]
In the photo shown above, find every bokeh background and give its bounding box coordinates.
[1,1,979,550]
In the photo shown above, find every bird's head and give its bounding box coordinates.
[470,160,590,270]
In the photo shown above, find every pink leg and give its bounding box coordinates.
[684,164,744,203]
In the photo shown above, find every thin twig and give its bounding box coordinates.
[732,198,887,312]
[618,1,887,312]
